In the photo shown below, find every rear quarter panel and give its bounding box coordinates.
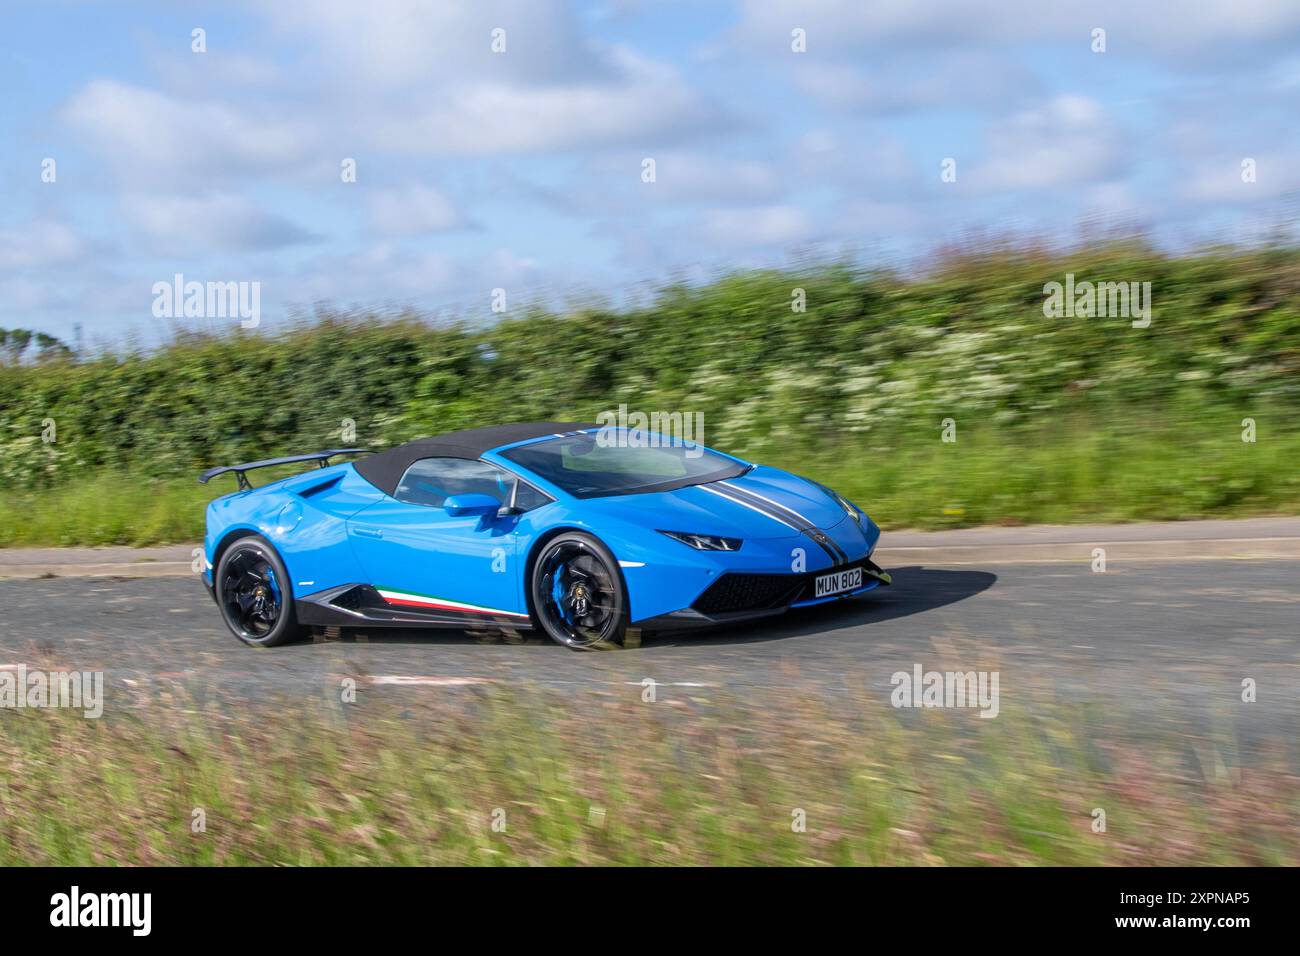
[203,464,383,597]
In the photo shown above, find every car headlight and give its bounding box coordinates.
[658,530,743,551]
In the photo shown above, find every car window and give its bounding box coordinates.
[512,480,553,512]
[395,458,513,508]
[501,432,746,498]
[394,457,553,512]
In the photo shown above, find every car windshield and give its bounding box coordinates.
[500,432,747,498]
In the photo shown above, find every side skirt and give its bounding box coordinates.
[295,584,536,631]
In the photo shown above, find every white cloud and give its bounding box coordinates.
[651,152,782,203]
[251,0,722,158]
[967,96,1123,192]
[1180,152,1300,202]
[261,0,610,90]
[263,243,546,313]
[67,5,722,178]
[794,128,914,190]
[698,204,815,247]
[0,220,85,272]
[152,50,287,95]
[122,192,314,255]
[732,0,1300,60]
[368,185,466,237]
[792,53,1038,114]
[580,150,782,205]
[370,49,719,157]
[830,199,928,236]
[62,80,319,186]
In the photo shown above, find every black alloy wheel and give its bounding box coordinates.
[531,532,629,649]
[215,536,306,647]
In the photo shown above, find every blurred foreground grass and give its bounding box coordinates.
[1,416,1296,546]
[1,685,1295,866]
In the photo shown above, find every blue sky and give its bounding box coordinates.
[2,0,1298,346]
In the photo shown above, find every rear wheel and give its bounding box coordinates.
[215,536,306,647]
[531,533,628,650]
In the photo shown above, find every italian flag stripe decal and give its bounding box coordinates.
[376,588,529,618]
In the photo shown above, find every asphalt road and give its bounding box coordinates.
[0,524,1296,754]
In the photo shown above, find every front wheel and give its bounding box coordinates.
[531,533,629,650]
[215,535,306,647]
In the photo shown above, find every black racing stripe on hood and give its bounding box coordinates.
[706,482,847,565]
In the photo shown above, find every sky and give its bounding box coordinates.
[2,0,1299,346]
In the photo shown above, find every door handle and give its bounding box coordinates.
[353,527,383,539]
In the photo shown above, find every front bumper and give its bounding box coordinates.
[636,557,891,630]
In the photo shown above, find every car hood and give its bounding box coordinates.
[576,465,847,540]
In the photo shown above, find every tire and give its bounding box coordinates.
[530,532,629,650]
[214,535,307,647]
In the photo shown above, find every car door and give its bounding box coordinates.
[346,457,529,621]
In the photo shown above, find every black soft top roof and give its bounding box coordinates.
[353,421,598,496]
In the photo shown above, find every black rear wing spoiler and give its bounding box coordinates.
[199,449,368,491]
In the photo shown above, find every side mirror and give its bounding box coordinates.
[443,493,502,517]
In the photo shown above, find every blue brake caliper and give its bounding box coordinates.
[265,567,281,607]
[551,563,572,623]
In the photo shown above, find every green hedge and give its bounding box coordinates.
[2,241,1298,489]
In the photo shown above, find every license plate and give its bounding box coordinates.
[814,566,862,598]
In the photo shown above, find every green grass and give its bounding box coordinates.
[1,420,1296,547]
[1,685,1294,866]
[804,417,1300,529]
[0,472,211,547]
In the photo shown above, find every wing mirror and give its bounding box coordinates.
[443,493,502,517]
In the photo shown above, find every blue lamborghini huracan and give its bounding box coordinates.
[200,422,891,650]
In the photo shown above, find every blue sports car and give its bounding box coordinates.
[200,422,890,650]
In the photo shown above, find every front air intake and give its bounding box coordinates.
[691,573,805,615]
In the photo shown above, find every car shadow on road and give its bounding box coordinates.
[640,565,997,648]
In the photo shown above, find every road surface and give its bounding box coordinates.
[0,519,1295,755]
